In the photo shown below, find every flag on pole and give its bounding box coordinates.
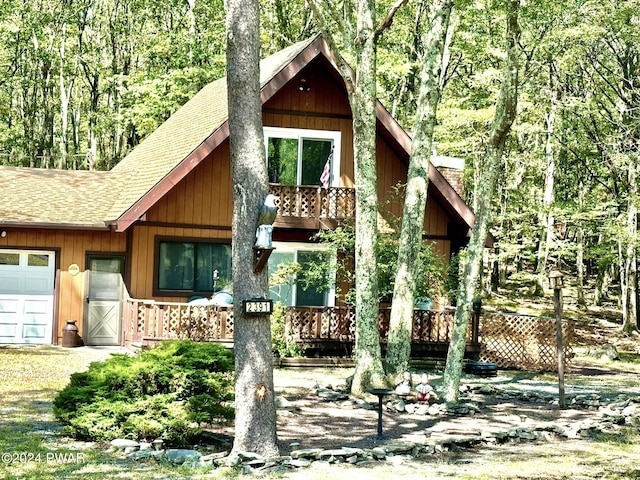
[320,147,333,188]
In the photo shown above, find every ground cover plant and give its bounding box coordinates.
[52,340,234,445]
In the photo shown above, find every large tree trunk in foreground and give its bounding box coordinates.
[349,0,388,395]
[385,0,454,378]
[226,0,279,456]
[442,0,520,403]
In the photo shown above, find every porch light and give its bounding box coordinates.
[547,267,564,290]
[298,78,310,92]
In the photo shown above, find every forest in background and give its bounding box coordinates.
[1,0,639,331]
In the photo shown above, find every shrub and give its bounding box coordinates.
[53,340,234,445]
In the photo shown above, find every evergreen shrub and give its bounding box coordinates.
[53,340,234,445]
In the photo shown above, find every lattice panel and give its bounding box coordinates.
[278,185,296,217]
[412,311,432,342]
[326,308,355,340]
[298,188,316,218]
[480,313,574,371]
[223,308,234,338]
[136,304,146,333]
[286,308,319,339]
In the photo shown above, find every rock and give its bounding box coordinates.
[127,449,164,461]
[275,395,294,409]
[166,449,202,466]
[587,343,620,361]
[370,447,386,459]
[393,398,406,413]
[110,439,140,451]
[478,384,498,395]
[414,404,429,416]
[383,442,416,454]
[290,448,322,460]
[287,458,311,468]
[201,451,229,461]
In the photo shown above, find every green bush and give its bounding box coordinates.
[53,340,234,445]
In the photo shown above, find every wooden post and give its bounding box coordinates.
[553,287,566,409]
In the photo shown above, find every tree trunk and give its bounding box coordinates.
[620,161,638,334]
[385,0,454,378]
[226,0,279,456]
[534,99,556,295]
[442,0,520,403]
[349,0,388,396]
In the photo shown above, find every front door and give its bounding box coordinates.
[84,256,125,346]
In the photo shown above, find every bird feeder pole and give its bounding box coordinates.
[548,267,566,409]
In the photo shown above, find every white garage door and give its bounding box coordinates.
[0,250,55,344]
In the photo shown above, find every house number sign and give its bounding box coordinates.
[242,299,273,316]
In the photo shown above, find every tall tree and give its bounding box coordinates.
[226,0,279,455]
[384,0,454,377]
[442,0,520,403]
[306,0,408,395]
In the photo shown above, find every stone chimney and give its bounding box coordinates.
[431,147,465,198]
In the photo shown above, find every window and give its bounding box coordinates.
[264,127,341,187]
[157,240,231,294]
[27,254,50,267]
[0,252,19,265]
[267,243,335,307]
[87,254,125,274]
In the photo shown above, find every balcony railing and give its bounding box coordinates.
[268,183,355,228]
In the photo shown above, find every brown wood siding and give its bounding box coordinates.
[424,198,450,237]
[0,229,126,342]
[145,141,232,227]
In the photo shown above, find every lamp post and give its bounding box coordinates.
[548,267,566,409]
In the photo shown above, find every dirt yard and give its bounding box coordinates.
[1,317,639,479]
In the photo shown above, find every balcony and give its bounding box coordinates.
[268,183,355,229]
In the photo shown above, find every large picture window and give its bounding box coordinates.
[267,243,335,307]
[264,127,341,187]
[157,240,231,294]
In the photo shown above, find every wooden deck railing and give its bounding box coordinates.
[122,299,235,347]
[284,306,477,343]
[122,300,479,352]
[268,184,355,225]
[122,300,573,370]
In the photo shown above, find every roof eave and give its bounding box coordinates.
[0,221,112,231]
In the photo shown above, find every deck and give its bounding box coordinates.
[121,300,481,358]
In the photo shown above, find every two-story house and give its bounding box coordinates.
[0,35,476,348]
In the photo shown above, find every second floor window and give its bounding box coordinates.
[264,127,341,187]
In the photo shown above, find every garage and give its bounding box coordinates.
[0,250,55,344]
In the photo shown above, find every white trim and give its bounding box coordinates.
[263,126,341,187]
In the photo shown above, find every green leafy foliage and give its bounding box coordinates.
[270,301,304,358]
[53,341,234,445]
[312,215,447,305]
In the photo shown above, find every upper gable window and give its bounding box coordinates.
[264,127,341,187]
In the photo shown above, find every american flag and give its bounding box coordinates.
[320,147,333,188]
